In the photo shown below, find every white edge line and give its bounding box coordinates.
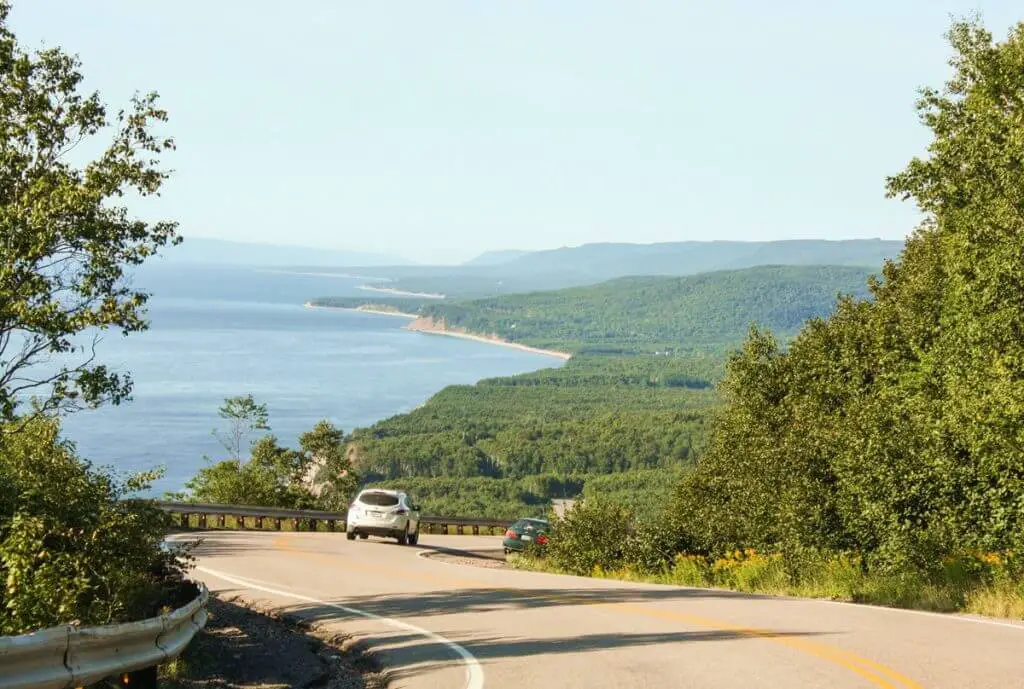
[166,535,1024,633]
[187,562,484,689]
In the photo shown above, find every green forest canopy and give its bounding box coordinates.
[339,265,883,516]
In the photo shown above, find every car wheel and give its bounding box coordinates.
[407,529,419,546]
[397,529,408,545]
[346,531,356,541]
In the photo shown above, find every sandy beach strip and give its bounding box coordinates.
[303,302,418,318]
[305,302,571,360]
[356,284,446,299]
[404,320,572,361]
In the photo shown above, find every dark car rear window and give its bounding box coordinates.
[359,492,399,507]
[514,519,549,531]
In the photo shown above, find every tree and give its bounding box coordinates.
[665,17,1024,571]
[212,394,270,459]
[0,416,191,634]
[0,1,178,430]
[184,434,317,509]
[301,420,359,510]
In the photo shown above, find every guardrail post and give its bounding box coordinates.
[179,513,188,528]
[472,525,479,535]
[310,518,318,532]
[217,514,226,528]
[198,514,207,529]
[456,524,464,535]
[116,666,158,689]
[255,516,263,529]
[326,519,336,532]
[274,518,282,531]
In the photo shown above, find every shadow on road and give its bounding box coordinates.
[265,586,829,684]
[285,584,767,624]
[383,629,824,684]
[169,533,278,559]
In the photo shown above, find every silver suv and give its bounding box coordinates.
[346,489,421,545]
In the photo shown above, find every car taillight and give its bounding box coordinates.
[536,534,549,545]
[505,529,517,538]
[396,508,407,515]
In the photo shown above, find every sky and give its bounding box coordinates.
[10,1,1023,265]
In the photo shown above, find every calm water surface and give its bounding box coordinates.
[57,263,560,494]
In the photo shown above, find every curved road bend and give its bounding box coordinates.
[180,531,1023,689]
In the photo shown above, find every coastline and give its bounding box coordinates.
[303,302,417,318]
[305,302,572,361]
[404,316,573,361]
[357,284,446,299]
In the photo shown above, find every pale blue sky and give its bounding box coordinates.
[10,1,1022,264]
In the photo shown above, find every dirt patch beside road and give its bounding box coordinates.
[419,548,509,570]
[161,595,386,689]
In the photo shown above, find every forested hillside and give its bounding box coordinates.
[344,265,879,516]
[418,265,873,353]
[526,20,1024,617]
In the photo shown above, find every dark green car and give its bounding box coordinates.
[502,518,551,554]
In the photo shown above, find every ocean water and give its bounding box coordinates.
[55,263,561,495]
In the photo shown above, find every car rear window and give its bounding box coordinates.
[359,492,399,507]
[515,519,548,530]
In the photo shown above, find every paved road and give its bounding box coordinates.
[180,531,1024,689]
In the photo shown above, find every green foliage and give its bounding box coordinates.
[417,265,874,353]
[663,18,1024,574]
[0,2,178,425]
[212,394,270,459]
[332,263,869,522]
[341,264,867,514]
[0,417,190,634]
[350,363,713,482]
[303,420,359,511]
[183,402,357,511]
[544,497,632,576]
[184,435,317,509]
[512,19,1024,620]
[581,469,685,522]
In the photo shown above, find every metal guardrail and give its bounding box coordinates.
[154,501,513,535]
[0,583,209,689]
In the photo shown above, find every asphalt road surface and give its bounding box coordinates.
[179,531,1024,689]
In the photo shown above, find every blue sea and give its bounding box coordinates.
[56,263,561,495]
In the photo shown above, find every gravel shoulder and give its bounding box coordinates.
[161,595,386,689]
[418,548,509,570]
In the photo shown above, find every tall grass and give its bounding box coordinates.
[512,549,1024,619]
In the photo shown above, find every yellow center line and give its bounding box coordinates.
[266,535,923,689]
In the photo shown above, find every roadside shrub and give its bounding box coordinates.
[622,518,688,574]
[0,417,193,635]
[545,497,632,575]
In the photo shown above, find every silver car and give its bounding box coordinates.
[346,489,421,545]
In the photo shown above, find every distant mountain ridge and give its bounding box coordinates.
[159,237,414,267]
[346,238,905,298]
[497,239,901,277]
[463,249,531,266]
